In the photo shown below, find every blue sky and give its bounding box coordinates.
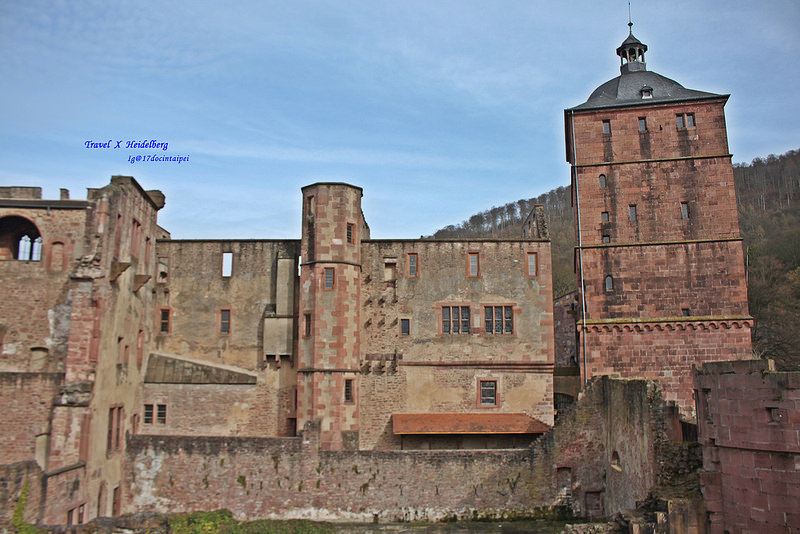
[1,1,798,239]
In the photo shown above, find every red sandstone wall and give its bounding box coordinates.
[568,100,731,167]
[582,321,752,414]
[580,240,749,320]
[0,373,63,464]
[695,360,800,533]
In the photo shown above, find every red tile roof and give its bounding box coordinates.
[392,413,550,435]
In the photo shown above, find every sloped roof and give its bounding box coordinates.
[570,70,723,111]
[144,354,257,384]
[392,413,550,435]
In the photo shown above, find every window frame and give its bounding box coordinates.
[344,378,355,404]
[304,313,312,337]
[143,404,153,425]
[601,211,609,222]
[638,117,647,132]
[477,378,499,407]
[346,223,354,244]
[323,267,335,289]
[605,275,614,292]
[467,252,480,278]
[400,318,410,336]
[599,174,606,188]
[629,204,637,222]
[219,308,231,335]
[441,305,471,335]
[407,252,419,278]
[159,308,171,334]
[221,251,233,277]
[681,202,690,220]
[156,404,167,425]
[484,305,515,335]
[526,252,538,277]
[602,119,611,135]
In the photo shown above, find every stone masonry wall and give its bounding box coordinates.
[0,372,64,464]
[581,321,752,414]
[125,376,675,523]
[695,359,800,533]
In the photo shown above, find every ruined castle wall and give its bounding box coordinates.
[0,373,63,465]
[695,360,800,533]
[582,321,752,414]
[125,429,538,522]
[358,239,555,449]
[126,376,675,522]
[0,461,44,528]
[139,382,275,437]
[0,205,88,373]
[154,240,300,372]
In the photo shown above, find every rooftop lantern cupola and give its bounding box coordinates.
[616,22,647,74]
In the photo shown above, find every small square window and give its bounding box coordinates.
[638,117,647,132]
[468,252,480,277]
[144,404,153,424]
[400,318,410,336]
[682,308,690,317]
[479,380,497,406]
[601,211,609,222]
[220,309,231,334]
[602,235,610,243]
[324,267,335,289]
[527,252,537,276]
[629,205,637,222]
[602,120,611,135]
[599,174,606,188]
[157,404,167,425]
[408,253,418,277]
[344,379,354,404]
[681,202,689,219]
[222,252,233,277]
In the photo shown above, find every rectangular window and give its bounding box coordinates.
[526,252,537,276]
[601,211,609,222]
[131,219,142,258]
[602,120,611,135]
[159,308,170,334]
[485,306,514,335]
[442,306,470,335]
[676,114,684,129]
[681,202,689,219]
[144,237,151,266]
[346,223,353,244]
[222,252,233,277]
[157,404,167,425]
[629,205,637,221]
[686,113,695,128]
[324,267,335,289]
[400,318,410,336]
[77,504,84,524]
[408,253,418,277]
[344,379,354,404]
[304,313,312,337]
[220,309,231,334]
[479,380,498,406]
[112,487,120,517]
[638,117,647,132]
[468,252,480,277]
[107,406,123,453]
[144,404,153,424]
[602,235,611,243]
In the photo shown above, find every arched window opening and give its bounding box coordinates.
[605,275,614,292]
[0,216,42,261]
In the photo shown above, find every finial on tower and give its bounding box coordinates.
[616,4,647,75]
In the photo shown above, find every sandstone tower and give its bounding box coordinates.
[297,183,365,449]
[566,27,753,414]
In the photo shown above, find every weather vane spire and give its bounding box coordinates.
[628,0,633,33]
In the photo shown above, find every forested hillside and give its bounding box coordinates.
[430,148,800,369]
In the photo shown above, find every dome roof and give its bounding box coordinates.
[571,70,722,111]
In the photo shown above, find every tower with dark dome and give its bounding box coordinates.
[565,26,753,416]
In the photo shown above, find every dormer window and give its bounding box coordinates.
[640,86,653,99]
